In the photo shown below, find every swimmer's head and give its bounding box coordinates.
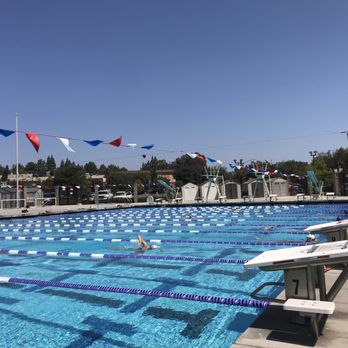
[151,245,159,249]
[306,234,316,241]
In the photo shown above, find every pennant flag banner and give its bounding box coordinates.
[127,143,137,149]
[141,144,154,150]
[0,126,160,162]
[25,132,40,153]
[58,137,76,153]
[206,158,223,165]
[229,164,236,171]
[84,140,103,147]
[109,136,122,147]
[187,153,198,159]
[0,129,15,137]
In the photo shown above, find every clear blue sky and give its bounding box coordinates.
[1,0,347,169]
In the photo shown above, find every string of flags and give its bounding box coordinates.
[0,127,306,180]
[0,128,154,154]
[186,152,306,180]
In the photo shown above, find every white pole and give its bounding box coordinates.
[16,113,19,208]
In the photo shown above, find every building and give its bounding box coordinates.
[0,187,19,208]
[24,187,44,207]
[181,183,199,203]
[271,178,289,196]
[200,181,219,202]
[224,181,242,199]
[7,173,49,183]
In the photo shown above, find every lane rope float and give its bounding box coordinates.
[0,276,269,308]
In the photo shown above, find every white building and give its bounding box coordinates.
[181,183,199,203]
[271,178,289,196]
[201,181,219,202]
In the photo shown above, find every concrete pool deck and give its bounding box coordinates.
[1,195,348,219]
[232,268,348,348]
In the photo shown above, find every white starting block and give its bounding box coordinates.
[305,219,348,242]
[269,194,278,202]
[245,240,348,339]
[326,192,335,200]
[245,239,348,270]
[296,193,305,201]
[284,298,335,315]
[218,195,227,203]
[242,195,252,202]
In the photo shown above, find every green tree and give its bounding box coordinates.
[84,161,98,175]
[24,162,37,174]
[322,148,348,172]
[46,155,56,175]
[11,163,24,174]
[141,156,170,187]
[141,156,170,171]
[315,156,333,191]
[1,165,10,182]
[37,159,47,176]
[54,163,87,187]
[173,155,205,186]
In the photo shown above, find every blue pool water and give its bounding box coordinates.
[0,203,347,347]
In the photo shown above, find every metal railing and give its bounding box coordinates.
[0,197,57,210]
[0,198,26,210]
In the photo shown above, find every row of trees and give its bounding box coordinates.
[1,147,347,195]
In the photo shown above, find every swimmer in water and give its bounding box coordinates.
[135,234,159,251]
[111,235,160,252]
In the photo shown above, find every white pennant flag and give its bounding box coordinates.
[187,153,198,159]
[58,137,76,152]
[127,143,137,149]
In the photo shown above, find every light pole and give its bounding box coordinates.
[309,150,318,172]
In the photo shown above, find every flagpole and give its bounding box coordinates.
[16,113,19,208]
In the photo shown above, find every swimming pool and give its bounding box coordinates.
[0,203,347,347]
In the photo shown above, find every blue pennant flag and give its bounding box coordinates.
[229,163,236,170]
[207,157,217,163]
[141,144,154,150]
[84,140,103,147]
[0,129,15,137]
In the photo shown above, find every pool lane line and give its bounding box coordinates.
[0,248,247,264]
[1,218,339,227]
[0,236,306,247]
[0,228,308,235]
[0,276,269,308]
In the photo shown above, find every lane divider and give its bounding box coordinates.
[0,276,269,308]
[0,248,247,264]
[0,228,308,235]
[0,235,305,247]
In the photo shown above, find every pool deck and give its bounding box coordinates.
[232,269,348,348]
[1,195,347,219]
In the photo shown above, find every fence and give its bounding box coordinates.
[0,197,57,210]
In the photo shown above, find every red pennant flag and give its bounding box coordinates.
[109,136,122,147]
[25,132,40,152]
